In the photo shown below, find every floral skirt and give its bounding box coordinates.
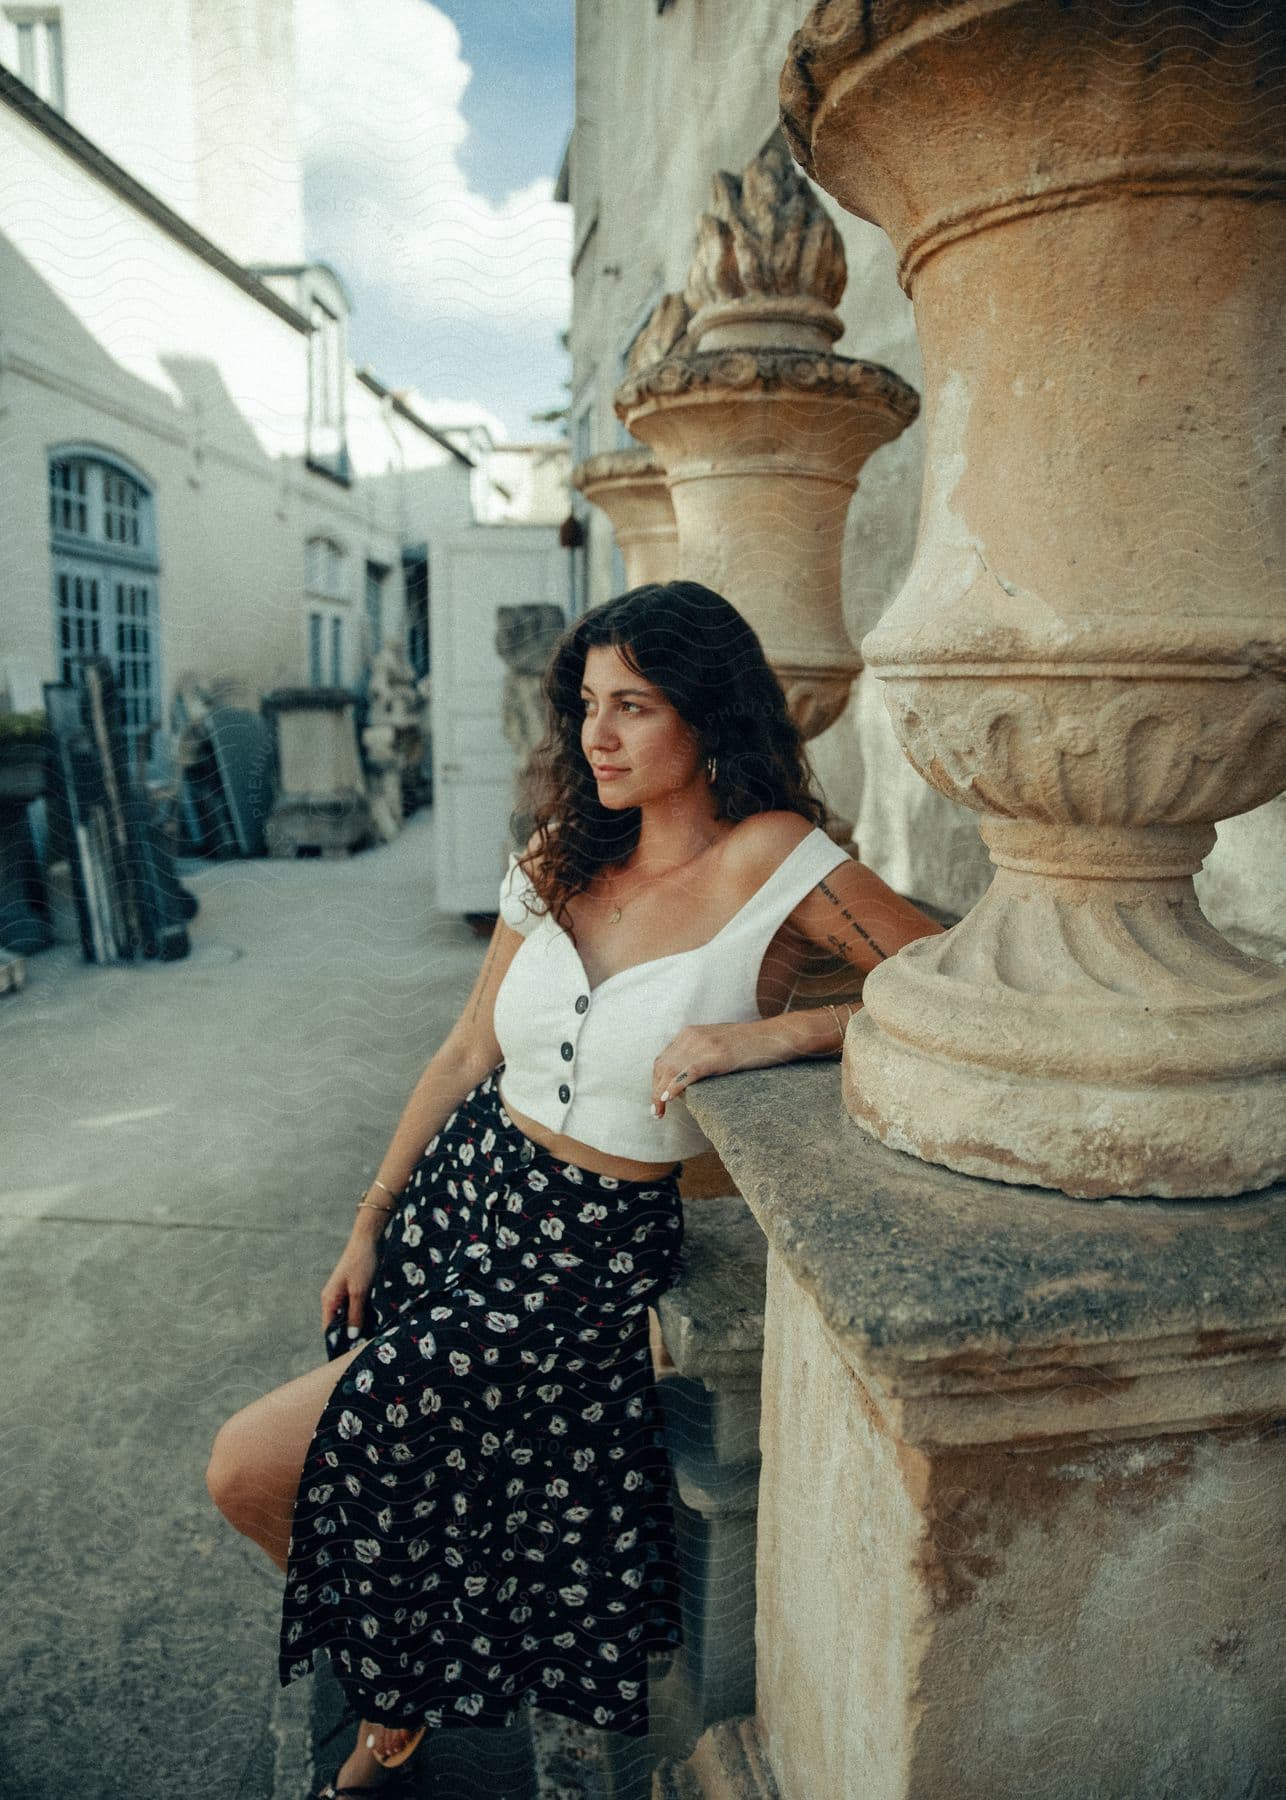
[279,1069,686,1738]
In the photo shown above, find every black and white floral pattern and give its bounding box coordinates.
[279,1070,686,1739]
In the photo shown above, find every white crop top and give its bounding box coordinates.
[491,826,852,1162]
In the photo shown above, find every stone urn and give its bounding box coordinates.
[615,139,919,840]
[570,448,680,589]
[781,0,1286,1198]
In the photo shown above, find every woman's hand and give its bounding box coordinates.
[651,1022,762,1120]
[320,1235,381,1337]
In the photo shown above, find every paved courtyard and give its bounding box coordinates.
[0,811,610,1800]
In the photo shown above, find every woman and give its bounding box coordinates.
[206,581,942,1797]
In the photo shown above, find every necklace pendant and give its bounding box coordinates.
[609,905,622,924]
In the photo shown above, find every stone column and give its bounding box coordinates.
[615,139,918,843]
[571,448,680,588]
[780,0,1286,1198]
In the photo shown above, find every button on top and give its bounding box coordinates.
[558,1082,571,1104]
[575,994,589,1014]
[560,1040,574,1062]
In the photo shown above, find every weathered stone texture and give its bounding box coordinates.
[616,142,919,845]
[571,448,680,589]
[568,0,1284,961]
[784,0,1286,1195]
[687,1062,1286,1800]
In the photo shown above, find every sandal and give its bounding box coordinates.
[371,1725,427,1770]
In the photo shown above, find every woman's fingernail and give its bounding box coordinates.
[659,1089,670,1103]
[650,1103,659,1117]
[347,1325,358,1338]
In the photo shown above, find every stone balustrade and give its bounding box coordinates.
[657,1063,1286,1800]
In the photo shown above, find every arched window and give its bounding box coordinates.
[49,449,163,775]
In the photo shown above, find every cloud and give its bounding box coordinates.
[296,0,571,332]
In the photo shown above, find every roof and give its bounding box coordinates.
[354,370,474,468]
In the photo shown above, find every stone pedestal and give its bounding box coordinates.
[572,449,680,589]
[615,140,919,846]
[665,1064,1286,1800]
[262,688,371,858]
[650,1199,769,1770]
[781,0,1286,1198]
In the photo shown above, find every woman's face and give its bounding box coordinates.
[579,643,704,811]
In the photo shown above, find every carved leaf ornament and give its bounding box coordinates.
[684,139,847,313]
[884,679,1286,829]
[616,347,918,420]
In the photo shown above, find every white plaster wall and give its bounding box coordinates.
[0,98,470,716]
[1,0,306,267]
[566,0,1281,944]
[189,0,305,264]
[482,443,571,527]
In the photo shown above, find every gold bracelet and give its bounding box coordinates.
[825,1003,850,1048]
[369,1176,397,1201]
[357,1190,394,1214]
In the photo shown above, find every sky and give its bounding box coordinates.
[296,0,573,443]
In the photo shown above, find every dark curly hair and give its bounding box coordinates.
[515,581,826,930]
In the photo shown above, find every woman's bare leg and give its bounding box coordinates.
[206,1339,367,1571]
[205,1344,420,1776]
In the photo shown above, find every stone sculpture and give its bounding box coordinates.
[570,448,680,589]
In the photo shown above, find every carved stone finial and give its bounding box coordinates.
[626,291,693,375]
[684,134,846,317]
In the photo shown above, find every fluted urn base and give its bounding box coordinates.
[844,838,1286,1198]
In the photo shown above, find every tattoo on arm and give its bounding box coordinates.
[817,879,890,963]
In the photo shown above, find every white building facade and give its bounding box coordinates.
[0,0,474,779]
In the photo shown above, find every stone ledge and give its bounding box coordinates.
[685,1063,1286,1447]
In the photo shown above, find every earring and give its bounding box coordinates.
[706,754,718,784]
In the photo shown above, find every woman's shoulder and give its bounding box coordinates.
[722,810,819,881]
